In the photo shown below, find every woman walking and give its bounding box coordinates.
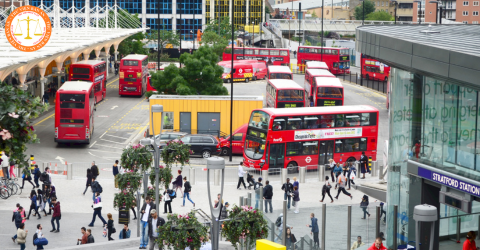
[20,173,35,189]
[182,177,195,207]
[292,186,300,214]
[172,170,183,198]
[88,192,107,227]
[26,190,41,219]
[107,213,115,241]
[320,176,334,203]
[9,160,16,179]
[347,162,356,190]
[37,189,48,217]
[83,169,92,195]
[328,159,336,182]
[285,228,297,250]
[17,223,28,250]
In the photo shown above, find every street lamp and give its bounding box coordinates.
[206,157,225,250]
[190,30,194,53]
[321,0,324,61]
[359,0,365,25]
[429,0,440,24]
[139,104,164,214]
[157,0,160,70]
[413,0,422,24]
[392,0,398,24]
[179,0,182,68]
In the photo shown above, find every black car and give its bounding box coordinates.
[177,134,221,158]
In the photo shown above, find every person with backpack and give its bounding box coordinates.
[163,189,174,214]
[37,189,48,217]
[46,184,56,215]
[335,173,352,200]
[91,162,99,179]
[83,169,92,195]
[33,165,41,188]
[33,224,47,250]
[320,176,334,203]
[254,177,263,209]
[50,198,61,233]
[281,178,294,210]
[12,206,25,243]
[361,195,370,219]
[88,192,107,227]
[20,171,35,189]
[306,213,319,249]
[26,190,41,220]
[172,170,183,198]
[91,177,103,202]
[246,173,255,190]
[263,180,273,213]
[17,223,28,250]
[182,177,195,207]
[274,213,291,243]
[113,160,119,190]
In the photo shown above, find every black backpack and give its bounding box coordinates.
[96,182,103,193]
[167,189,176,199]
[275,216,282,227]
[33,233,38,246]
[39,172,48,182]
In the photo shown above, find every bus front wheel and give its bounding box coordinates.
[287,162,298,173]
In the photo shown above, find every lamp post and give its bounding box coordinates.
[190,30,194,53]
[392,0,398,24]
[252,21,254,47]
[359,0,365,25]
[206,157,225,250]
[157,0,160,70]
[229,0,234,162]
[139,104,164,214]
[179,0,182,67]
[321,0,324,61]
[414,0,422,24]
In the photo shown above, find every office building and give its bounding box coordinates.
[414,0,480,24]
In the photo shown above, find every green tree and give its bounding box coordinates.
[366,11,394,21]
[147,30,180,57]
[204,17,237,40]
[354,0,375,20]
[117,32,149,57]
[200,31,229,58]
[265,6,271,14]
[151,46,228,95]
[309,10,318,18]
[0,82,46,174]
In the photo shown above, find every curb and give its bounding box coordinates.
[340,79,387,97]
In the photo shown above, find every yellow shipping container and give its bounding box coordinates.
[149,95,263,136]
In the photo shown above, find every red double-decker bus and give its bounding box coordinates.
[69,60,106,103]
[222,48,290,66]
[306,61,329,70]
[361,55,391,82]
[266,79,305,108]
[314,78,344,107]
[304,69,335,105]
[119,54,149,96]
[267,66,293,80]
[243,105,379,170]
[55,81,95,144]
[297,47,351,74]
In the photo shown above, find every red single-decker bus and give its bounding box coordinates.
[119,54,149,96]
[243,105,379,170]
[55,81,95,144]
[223,47,290,66]
[297,47,351,74]
[69,60,106,103]
[361,55,391,82]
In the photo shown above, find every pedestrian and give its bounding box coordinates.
[12,205,25,243]
[172,170,183,198]
[46,184,56,215]
[274,213,290,243]
[335,173,352,200]
[214,193,224,208]
[9,160,16,178]
[34,224,46,250]
[37,189,48,217]
[367,237,387,250]
[351,236,365,249]
[26,190,41,220]
[320,176,334,203]
[292,177,299,206]
[91,161,99,179]
[285,227,297,250]
[20,172,35,189]
[463,231,477,250]
[347,162,356,190]
[333,163,343,182]
[43,92,49,104]
[163,189,172,214]
[343,162,349,176]
[131,196,137,220]
[113,160,119,190]
[83,168,92,195]
[263,180,273,213]
[360,195,370,219]
[221,202,229,220]
[1,151,10,179]
[88,192,107,227]
[139,196,156,249]
[254,177,263,209]
[292,186,300,214]
[91,177,103,202]
[379,202,386,224]
[306,213,319,249]
[281,178,294,210]
[33,165,41,188]
[119,223,131,239]
[237,161,246,190]
[17,223,28,250]
[328,159,336,182]
[78,227,88,245]
[182,177,195,207]
[293,50,297,58]
[40,167,52,195]
[87,229,95,243]
[49,198,60,233]
[107,213,115,241]
[360,152,368,179]
[148,209,165,250]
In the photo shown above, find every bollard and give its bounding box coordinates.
[262,170,268,183]
[259,186,264,211]
[281,168,288,184]
[240,196,244,206]
[30,155,35,173]
[318,165,325,181]
[16,164,21,178]
[67,164,73,180]
[321,203,326,250]
[393,205,398,250]
[300,236,304,250]
[271,222,276,242]
[347,205,352,250]
[356,162,361,178]
[282,200,287,246]
[63,162,68,175]
[214,169,220,186]
[372,161,378,177]
[379,164,385,180]
[310,238,313,250]
[376,206,380,238]
[299,167,306,183]
[368,156,372,174]
[54,163,58,174]
[244,197,249,207]
[189,167,196,185]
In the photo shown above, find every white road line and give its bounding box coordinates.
[100,138,128,144]
[99,130,108,139]
[103,133,130,140]
[88,152,96,157]
[89,141,97,148]
[95,144,125,150]
[88,149,122,154]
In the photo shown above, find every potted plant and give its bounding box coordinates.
[156,211,209,250]
[161,139,192,169]
[222,205,269,250]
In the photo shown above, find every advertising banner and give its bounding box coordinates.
[294,128,362,140]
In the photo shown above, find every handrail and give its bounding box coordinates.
[193,208,212,222]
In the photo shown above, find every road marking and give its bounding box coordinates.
[33,113,55,126]
[111,105,118,110]
[55,156,65,165]
[89,149,122,154]
[107,98,146,131]
[95,144,125,150]
[100,138,128,144]
[106,77,119,87]
[89,141,97,148]
[99,131,108,139]
[103,133,130,140]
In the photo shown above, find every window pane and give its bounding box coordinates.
[304,116,319,129]
[277,90,304,101]
[273,118,285,131]
[335,140,343,152]
[163,112,174,129]
[457,86,476,169]
[259,50,269,55]
[320,115,335,128]
[360,138,367,151]
[280,51,288,56]
[345,114,361,127]
[287,117,302,130]
[343,139,359,152]
[233,133,243,141]
[336,114,345,127]
[270,50,279,55]
[286,141,318,155]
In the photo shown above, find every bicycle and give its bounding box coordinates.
[0,185,10,199]
[0,178,21,196]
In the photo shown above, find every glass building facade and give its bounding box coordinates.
[387,67,480,248]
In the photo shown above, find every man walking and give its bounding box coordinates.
[360,152,367,179]
[182,177,195,207]
[33,165,41,188]
[91,162,99,179]
[113,160,119,190]
[335,173,352,200]
[254,177,263,209]
[87,229,95,243]
[367,237,387,250]
[360,195,370,219]
[11,206,24,243]
[139,196,155,249]
[50,198,61,233]
[281,178,294,210]
[237,162,246,190]
[78,227,88,244]
[148,209,165,250]
[351,236,365,249]
[88,192,107,227]
[91,177,103,202]
[263,180,273,213]
[306,213,319,249]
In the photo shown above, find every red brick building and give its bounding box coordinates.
[414,0,480,24]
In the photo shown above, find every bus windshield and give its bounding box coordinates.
[278,90,304,101]
[317,87,343,98]
[248,110,270,130]
[245,128,267,160]
[72,67,90,74]
[270,73,292,79]
[59,94,85,109]
[123,60,139,66]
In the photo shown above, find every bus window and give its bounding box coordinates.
[345,114,361,127]
[333,62,338,68]
[336,114,345,127]
[361,113,371,126]
[360,138,367,151]
[298,48,304,53]
[335,140,342,152]
[278,90,303,101]
[249,110,270,129]
[320,115,335,128]
[273,119,285,131]
[344,139,359,152]
[270,50,279,56]
[286,141,318,156]
[260,50,269,55]
[123,60,139,66]
[60,94,85,109]
[280,51,288,56]
[304,116,319,129]
[287,117,302,130]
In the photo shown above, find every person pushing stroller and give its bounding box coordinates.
[246,173,256,190]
